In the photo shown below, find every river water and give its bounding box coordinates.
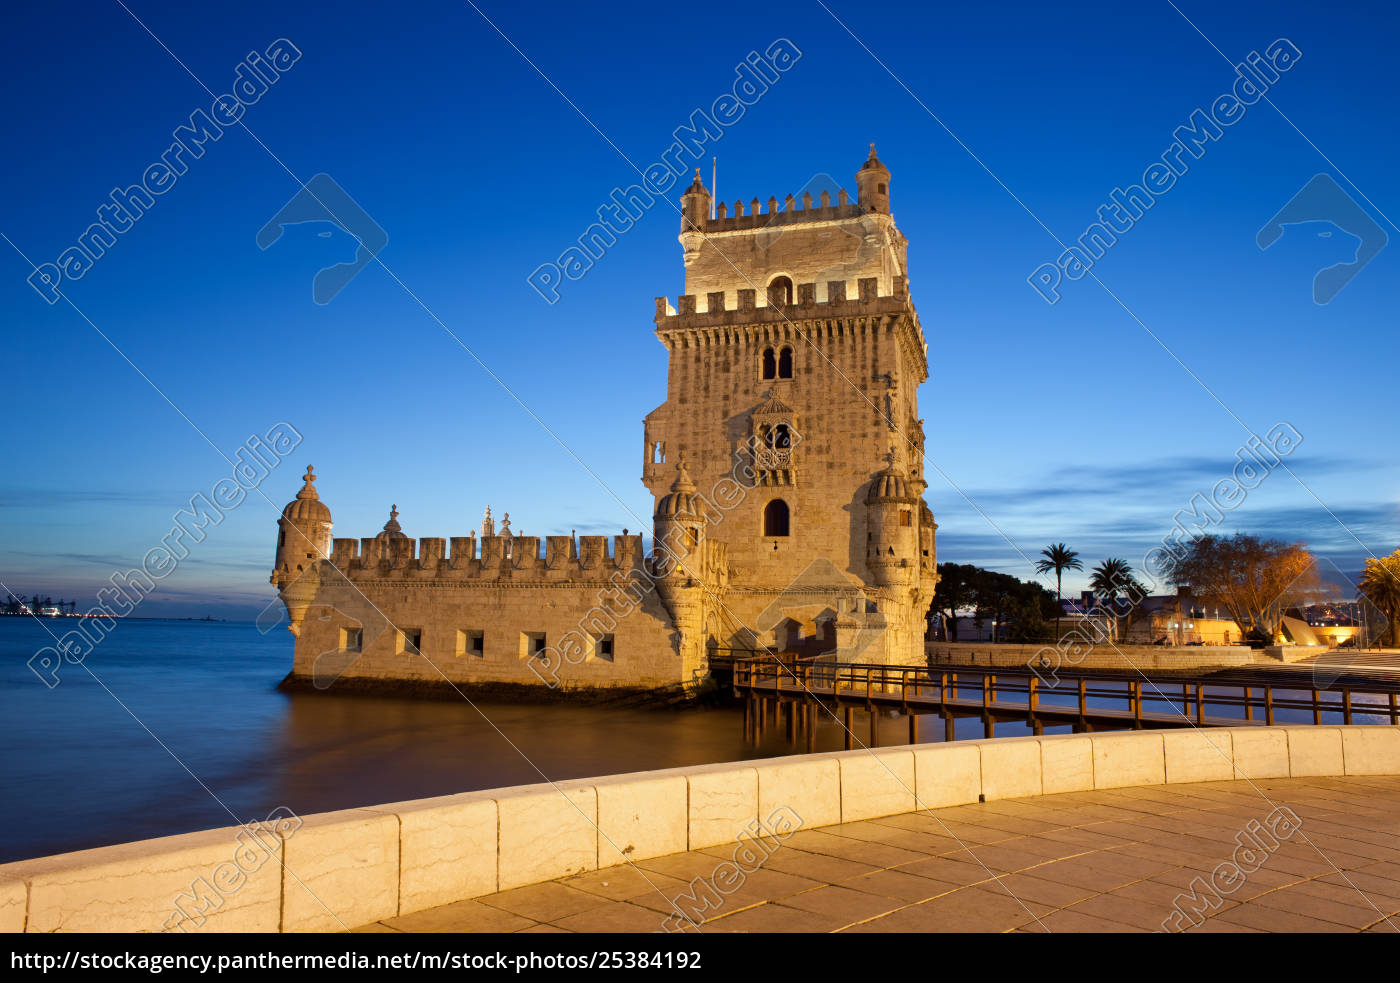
[1,618,1027,863]
[9,618,1385,865]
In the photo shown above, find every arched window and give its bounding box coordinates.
[767,276,793,307]
[777,346,793,379]
[763,499,790,537]
[769,423,791,450]
[761,347,776,380]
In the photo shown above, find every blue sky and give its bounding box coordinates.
[1,0,1396,618]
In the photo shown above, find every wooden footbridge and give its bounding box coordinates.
[724,655,1400,750]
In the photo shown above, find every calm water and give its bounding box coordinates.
[0,618,1019,863]
[14,619,1374,864]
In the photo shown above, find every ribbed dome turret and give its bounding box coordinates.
[653,456,698,519]
[282,465,331,523]
[867,462,915,504]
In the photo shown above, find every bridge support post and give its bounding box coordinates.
[983,714,994,740]
[869,709,880,748]
[842,706,854,750]
[944,712,955,743]
[908,713,918,745]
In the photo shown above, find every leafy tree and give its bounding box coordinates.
[928,564,1056,642]
[929,563,979,640]
[1358,549,1400,648]
[973,569,1018,642]
[1034,543,1082,638]
[1158,533,1315,643]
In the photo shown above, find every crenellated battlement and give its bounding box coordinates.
[326,533,651,583]
[703,194,864,234]
[657,275,913,320]
[654,275,926,378]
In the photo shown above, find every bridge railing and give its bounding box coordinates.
[729,657,1400,727]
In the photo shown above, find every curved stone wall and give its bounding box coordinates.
[2,726,1396,933]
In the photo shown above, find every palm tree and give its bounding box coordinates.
[1035,543,1082,639]
[1089,558,1131,598]
[1089,557,1146,641]
[1358,550,1400,648]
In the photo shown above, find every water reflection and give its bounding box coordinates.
[0,618,1386,864]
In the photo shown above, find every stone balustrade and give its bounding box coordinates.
[2,725,1396,933]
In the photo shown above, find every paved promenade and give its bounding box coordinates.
[357,776,1400,933]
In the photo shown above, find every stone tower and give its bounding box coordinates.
[644,146,937,666]
[271,465,333,631]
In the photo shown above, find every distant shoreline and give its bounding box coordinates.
[0,614,240,623]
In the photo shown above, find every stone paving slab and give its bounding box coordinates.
[357,776,1400,934]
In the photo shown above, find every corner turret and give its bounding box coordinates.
[653,454,702,575]
[678,170,711,266]
[856,143,891,215]
[866,451,917,587]
[272,465,332,590]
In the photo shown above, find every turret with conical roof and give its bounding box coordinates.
[856,142,891,215]
[272,465,333,590]
[678,169,711,267]
[680,168,711,234]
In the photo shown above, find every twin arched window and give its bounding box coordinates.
[761,346,793,380]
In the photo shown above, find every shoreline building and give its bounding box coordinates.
[271,147,939,692]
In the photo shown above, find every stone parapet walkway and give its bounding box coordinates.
[357,776,1400,933]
